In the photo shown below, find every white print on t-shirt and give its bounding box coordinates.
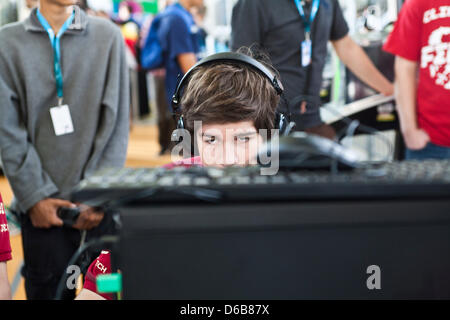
[0,224,8,233]
[421,27,450,90]
[95,259,108,274]
[423,6,450,24]
[0,203,5,215]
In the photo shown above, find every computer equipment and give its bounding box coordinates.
[73,160,450,205]
[115,196,450,299]
[57,207,80,227]
[259,132,363,170]
[71,160,450,299]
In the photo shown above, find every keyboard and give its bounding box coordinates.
[72,160,450,206]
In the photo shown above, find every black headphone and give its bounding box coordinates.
[171,52,294,138]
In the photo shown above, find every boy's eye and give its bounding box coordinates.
[204,136,217,144]
[236,136,250,143]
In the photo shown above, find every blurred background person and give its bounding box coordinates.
[141,0,204,155]
[231,0,394,140]
[383,0,450,160]
[115,1,152,123]
[0,0,129,299]
[190,3,207,59]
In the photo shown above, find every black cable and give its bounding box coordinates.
[54,235,119,300]
[281,94,296,134]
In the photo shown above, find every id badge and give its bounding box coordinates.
[301,39,312,67]
[50,104,74,136]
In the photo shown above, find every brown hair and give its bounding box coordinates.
[180,47,281,134]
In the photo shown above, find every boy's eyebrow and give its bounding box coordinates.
[234,131,257,137]
[201,130,258,138]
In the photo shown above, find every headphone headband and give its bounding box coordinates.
[171,51,295,139]
[172,52,284,108]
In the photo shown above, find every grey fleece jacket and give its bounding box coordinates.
[0,6,130,213]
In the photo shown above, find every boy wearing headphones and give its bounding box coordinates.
[167,47,289,169]
[75,48,286,300]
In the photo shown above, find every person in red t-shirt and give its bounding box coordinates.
[0,194,12,300]
[75,250,113,300]
[76,48,284,300]
[383,0,450,159]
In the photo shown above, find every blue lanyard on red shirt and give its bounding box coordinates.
[293,0,320,39]
[36,9,74,104]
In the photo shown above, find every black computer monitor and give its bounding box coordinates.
[115,198,450,299]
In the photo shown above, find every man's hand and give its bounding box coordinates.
[29,198,75,228]
[72,205,104,231]
[380,82,394,97]
[403,128,430,150]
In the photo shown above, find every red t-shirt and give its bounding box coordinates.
[383,0,450,147]
[0,194,12,263]
[83,250,114,300]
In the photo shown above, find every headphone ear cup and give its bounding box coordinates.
[177,115,185,130]
[171,115,185,143]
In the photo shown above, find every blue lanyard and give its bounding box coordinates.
[36,9,74,104]
[293,0,320,38]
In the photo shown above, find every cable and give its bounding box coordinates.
[324,102,394,165]
[79,230,87,247]
[54,235,119,300]
[343,119,360,149]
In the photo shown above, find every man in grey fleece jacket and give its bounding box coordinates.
[0,1,129,299]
